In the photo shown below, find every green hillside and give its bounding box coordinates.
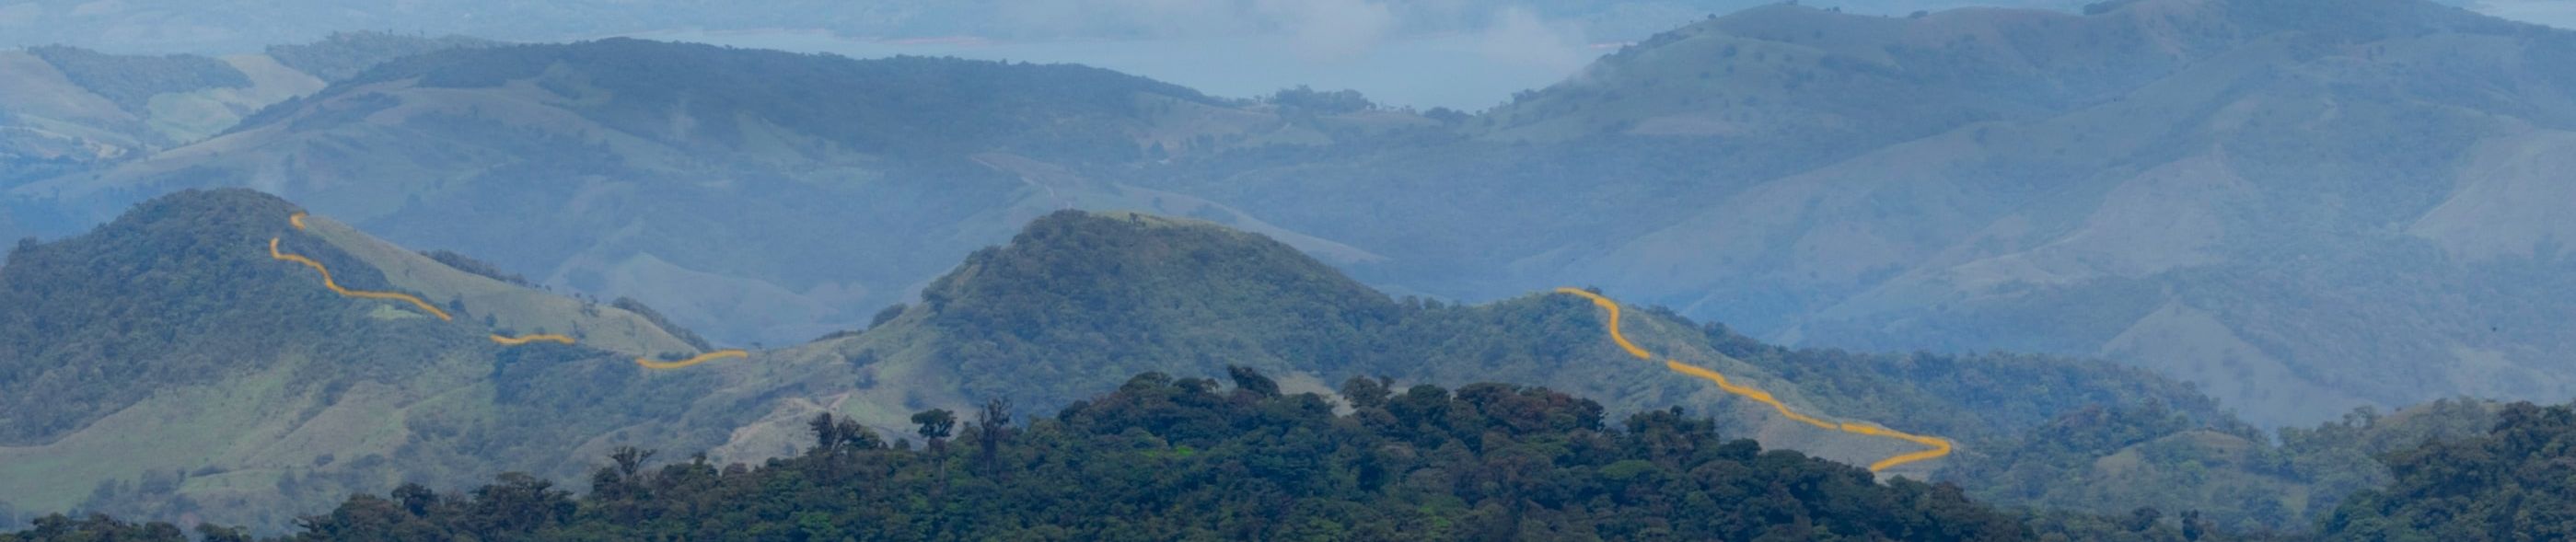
[816,210,2236,488]
[819,210,2505,534]
[0,190,751,530]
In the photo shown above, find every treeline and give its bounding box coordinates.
[25,370,2044,541]
[2322,401,2576,539]
[24,46,250,113]
[19,373,2570,541]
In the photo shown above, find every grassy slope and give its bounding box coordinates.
[301,214,702,358]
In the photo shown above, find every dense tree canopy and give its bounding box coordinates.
[203,371,2036,541]
[2322,401,2576,540]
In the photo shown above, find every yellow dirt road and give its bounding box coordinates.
[635,350,748,369]
[269,236,454,321]
[491,333,577,345]
[1556,287,1952,472]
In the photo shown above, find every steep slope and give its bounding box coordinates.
[6,38,1410,346]
[0,190,752,530]
[1137,0,2576,427]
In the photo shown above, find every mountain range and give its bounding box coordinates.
[6,0,2576,534]
[13,0,2575,428]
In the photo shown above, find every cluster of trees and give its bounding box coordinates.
[2323,401,2576,539]
[261,31,495,83]
[1947,398,2503,533]
[28,368,2456,541]
[420,249,531,286]
[1267,86,1377,115]
[22,46,250,113]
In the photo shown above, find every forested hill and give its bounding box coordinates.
[0,189,757,531]
[827,210,2229,478]
[2323,401,2576,539]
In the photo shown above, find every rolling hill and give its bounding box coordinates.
[1,190,2253,532]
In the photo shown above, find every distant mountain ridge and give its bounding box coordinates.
[6,37,1422,346]
[1134,0,2576,426]
[0,32,491,199]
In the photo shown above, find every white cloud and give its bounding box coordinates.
[1476,6,1589,73]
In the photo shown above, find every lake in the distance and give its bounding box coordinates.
[620,29,1607,111]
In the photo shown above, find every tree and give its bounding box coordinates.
[976,398,1013,474]
[911,409,956,451]
[1226,365,1279,398]
[1340,375,1391,409]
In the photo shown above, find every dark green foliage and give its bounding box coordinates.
[25,46,250,113]
[915,211,2225,450]
[607,297,711,352]
[0,513,185,542]
[1268,85,1376,114]
[261,31,496,82]
[421,249,529,286]
[280,374,2036,541]
[910,409,956,444]
[1951,399,2502,533]
[0,189,463,444]
[2322,401,2576,540]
